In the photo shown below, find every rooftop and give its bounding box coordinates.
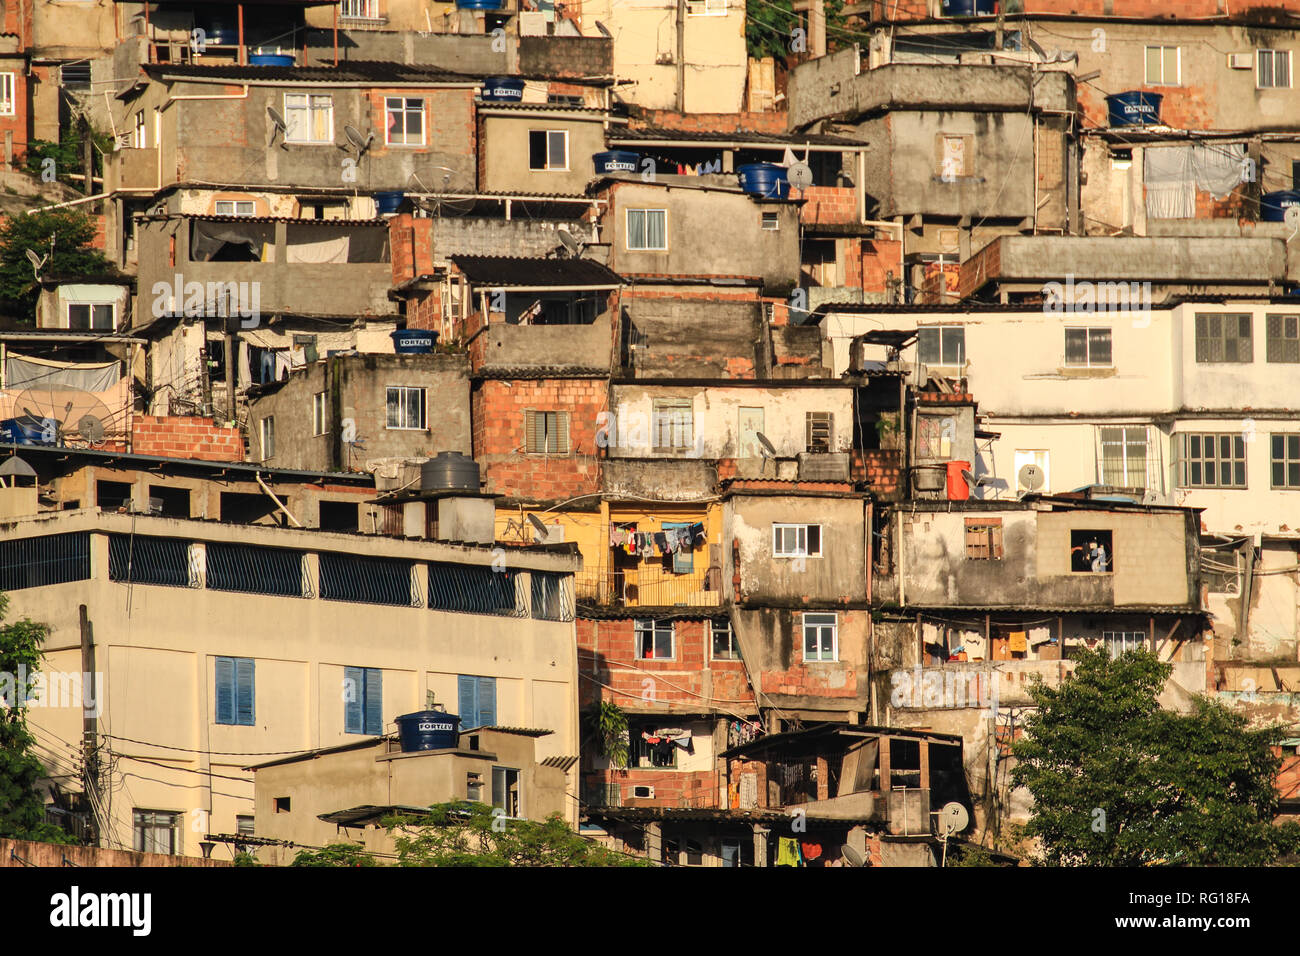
[448,255,624,287]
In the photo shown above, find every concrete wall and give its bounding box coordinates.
[303,28,511,73]
[477,313,612,372]
[481,112,609,195]
[620,295,764,378]
[8,511,579,859]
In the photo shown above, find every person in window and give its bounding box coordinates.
[1072,539,1109,572]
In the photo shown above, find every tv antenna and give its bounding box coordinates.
[266,106,288,149]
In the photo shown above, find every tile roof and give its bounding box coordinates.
[144,60,479,85]
[448,255,625,286]
[475,366,610,380]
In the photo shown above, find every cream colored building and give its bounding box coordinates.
[1,504,580,859]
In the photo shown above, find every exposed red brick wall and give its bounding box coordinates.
[0,837,230,867]
[590,767,719,809]
[473,378,604,502]
[132,415,244,462]
[858,449,901,494]
[796,186,859,227]
[959,237,1001,299]
[850,239,903,294]
[1276,747,1300,801]
[577,617,756,711]
[389,213,434,285]
[629,109,789,135]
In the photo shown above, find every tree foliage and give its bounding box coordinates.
[1011,647,1299,866]
[593,700,629,769]
[291,843,377,867]
[0,209,113,320]
[0,593,73,844]
[746,0,850,62]
[386,802,646,867]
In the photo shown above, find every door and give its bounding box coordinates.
[738,407,765,459]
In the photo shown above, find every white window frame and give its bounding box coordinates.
[1102,630,1146,659]
[1098,425,1150,488]
[625,208,668,251]
[259,417,275,461]
[803,612,838,663]
[491,766,523,818]
[340,0,381,19]
[214,200,255,216]
[385,96,425,147]
[284,92,334,144]
[1258,49,1292,89]
[0,73,14,117]
[386,385,426,430]
[66,302,116,331]
[687,0,728,14]
[917,325,965,366]
[761,211,780,231]
[528,129,569,171]
[133,809,179,855]
[634,618,675,661]
[1064,326,1113,368]
[1144,45,1181,85]
[773,523,822,558]
[313,391,327,437]
[133,111,147,149]
[711,619,737,661]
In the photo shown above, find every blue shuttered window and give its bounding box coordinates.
[458,675,497,729]
[215,657,255,726]
[344,666,383,735]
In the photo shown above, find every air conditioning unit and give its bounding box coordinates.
[631,785,655,799]
[1228,53,1254,70]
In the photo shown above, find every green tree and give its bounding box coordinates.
[592,700,629,769]
[291,843,377,867]
[0,209,112,320]
[1011,647,1299,866]
[0,593,73,844]
[746,0,850,62]
[387,802,647,867]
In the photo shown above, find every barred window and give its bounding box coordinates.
[965,518,1003,559]
[806,412,833,453]
[1195,313,1252,363]
[1266,313,1300,363]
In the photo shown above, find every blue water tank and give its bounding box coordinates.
[457,0,503,8]
[942,0,996,14]
[593,150,640,174]
[395,711,461,752]
[0,416,52,445]
[737,163,790,199]
[1106,91,1163,127]
[249,53,294,67]
[1260,190,1300,222]
[391,329,438,354]
[374,191,406,215]
[480,77,525,102]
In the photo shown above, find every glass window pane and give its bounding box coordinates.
[941,328,963,365]
[1089,328,1112,365]
[918,328,939,364]
[1064,328,1087,364]
[1290,463,1300,487]
[1290,435,1300,458]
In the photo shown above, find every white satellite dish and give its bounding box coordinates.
[840,844,866,867]
[941,801,969,835]
[1018,463,1045,493]
[25,248,46,277]
[556,228,582,257]
[1285,205,1300,242]
[267,105,288,149]
[755,432,777,458]
[343,124,375,158]
[787,162,814,191]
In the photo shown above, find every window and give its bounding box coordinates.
[528,129,568,171]
[631,724,678,769]
[1064,327,1112,367]
[313,392,327,436]
[917,326,964,366]
[0,73,13,116]
[965,518,1003,560]
[916,415,952,460]
[1179,433,1246,488]
[652,399,693,451]
[687,0,728,14]
[1258,49,1292,89]
[1102,630,1146,658]
[236,815,254,837]
[1070,529,1113,573]
[773,523,822,558]
[284,93,333,143]
[133,111,146,149]
[274,797,291,813]
[340,0,380,17]
[386,386,426,430]
[259,417,274,462]
[61,63,91,91]
[525,409,569,454]
[214,200,254,216]
[1266,314,1300,363]
[712,619,738,660]
[67,303,114,331]
[806,412,833,454]
[1144,45,1180,85]
[458,675,497,729]
[493,767,521,817]
[626,208,668,251]
[761,211,780,230]
[1272,433,1300,489]
[385,97,424,146]
[721,837,754,867]
[803,612,838,662]
[1195,313,1252,363]
[635,618,674,660]
[1099,426,1148,487]
[214,657,255,726]
[466,771,484,802]
[343,666,382,735]
[133,810,179,855]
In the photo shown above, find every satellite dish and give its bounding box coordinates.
[941,802,970,835]
[755,432,777,458]
[1285,205,1300,241]
[595,20,612,38]
[961,468,985,489]
[410,167,476,218]
[1018,463,1045,493]
[840,844,866,867]
[556,228,582,257]
[787,162,813,191]
[19,387,116,449]
[77,414,106,444]
[25,249,47,277]
[267,105,287,130]
[526,513,549,540]
[343,124,375,158]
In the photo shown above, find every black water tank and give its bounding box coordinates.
[421,451,480,492]
[395,711,461,752]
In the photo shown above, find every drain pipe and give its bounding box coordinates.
[255,471,303,528]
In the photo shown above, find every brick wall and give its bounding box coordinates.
[132,415,245,462]
[849,239,903,294]
[959,236,1000,299]
[389,213,434,286]
[858,449,901,494]
[473,377,605,502]
[591,767,719,809]
[797,186,859,227]
[629,109,789,135]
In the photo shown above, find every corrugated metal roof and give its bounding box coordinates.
[541,754,579,771]
[449,255,624,287]
[474,366,609,380]
[145,60,479,85]
[612,127,864,147]
[476,726,555,738]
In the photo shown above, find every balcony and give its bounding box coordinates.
[576,567,722,609]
